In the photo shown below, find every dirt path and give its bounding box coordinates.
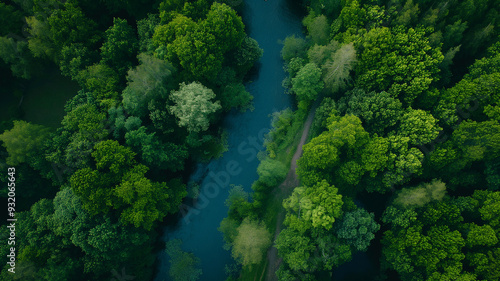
[264,98,321,281]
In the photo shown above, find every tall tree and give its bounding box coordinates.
[322,42,356,94]
[100,18,138,77]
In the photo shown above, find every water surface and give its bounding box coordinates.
[154,0,304,280]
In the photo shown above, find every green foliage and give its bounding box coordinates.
[153,14,196,49]
[304,14,330,45]
[291,62,323,102]
[202,2,245,53]
[232,218,272,267]
[0,120,49,166]
[229,36,263,75]
[275,227,316,272]
[399,108,442,146]
[137,13,160,53]
[0,3,23,36]
[0,37,38,79]
[219,82,253,112]
[122,53,176,117]
[165,239,202,281]
[125,126,188,171]
[164,3,245,80]
[394,179,447,209]
[283,180,343,231]
[355,26,443,104]
[169,82,221,133]
[341,88,403,135]
[281,35,307,62]
[336,208,380,252]
[70,140,185,230]
[48,2,100,51]
[256,158,288,187]
[322,42,356,94]
[59,43,98,79]
[77,63,120,102]
[307,40,339,66]
[100,18,138,76]
[465,224,498,248]
[25,13,58,59]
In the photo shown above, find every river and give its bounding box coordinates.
[154,0,305,280]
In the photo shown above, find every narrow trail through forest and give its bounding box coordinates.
[264,97,322,281]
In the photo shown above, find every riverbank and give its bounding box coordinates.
[236,100,317,280]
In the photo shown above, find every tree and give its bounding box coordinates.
[152,14,196,49]
[356,26,443,104]
[281,35,307,62]
[307,40,340,66]
[394,179,447,209]
[169,27,224,80]
[122,53,176,117]
[0,120,50,165]
[465,224,498,248]
[322,42,357,94]
[305,14,330,45]
[232,218,272,267]
[25,16,57,60]
[341,89,403,135]
[335,208,380,251]
[0,3,23,36]
[256,158,288,187]
[48,2,100,51]
[70,140,185,229]
[100,18,138,76]
[229,36,263,75]
[125,126,188,171]
[283,180,343,231]
[165,239,202,281]
[202,2,245,53]
[77,63,120,102]
[0,37,38,79]
[59,43,98,79]
[219,83,253,112]
[392,0,420,26]
[398,108,442,146]
[169,82,221,133]
[291,62,323,102]
[114,164,183,230]
[137,13,160,53]
[297,114,370,189]
[275,227,316,272]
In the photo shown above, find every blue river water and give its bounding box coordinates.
[154,0,305,280]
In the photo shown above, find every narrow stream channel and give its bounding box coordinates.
[154,0,305,280]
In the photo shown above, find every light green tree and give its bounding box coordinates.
[169,82,221,133]
[232,218,272,267]
[283,180,343,231]
[323,42,356,93]
[0,120,50,165]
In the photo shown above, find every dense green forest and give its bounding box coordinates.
[218,0,500,280]
[1,0,500,280]
[0,0,261,279]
